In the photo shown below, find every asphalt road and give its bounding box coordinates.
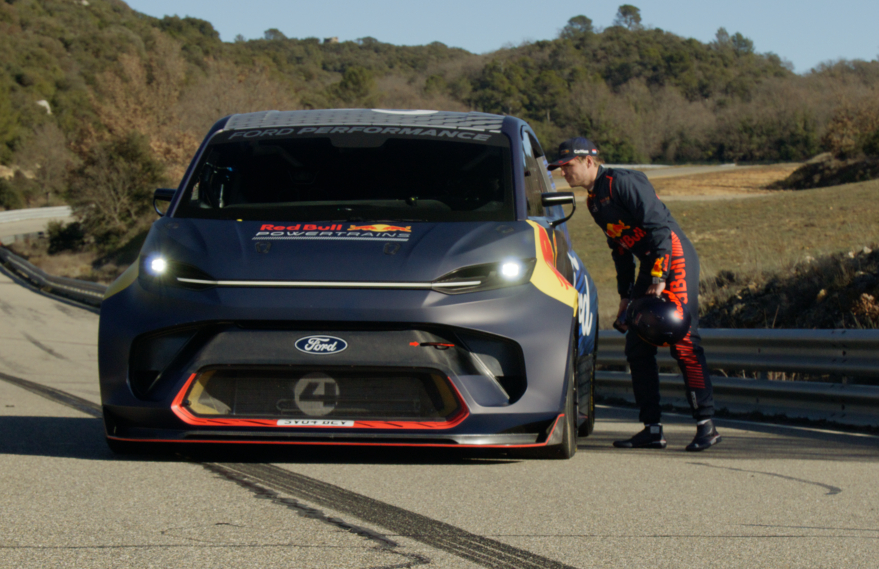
[0,215,75,246]
[1,265,878,569]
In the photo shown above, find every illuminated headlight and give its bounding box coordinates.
[147,256,167,276]
[432,258,536,294]
[140,254,216,289]
[500,260,523,280]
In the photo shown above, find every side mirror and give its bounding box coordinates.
[153,188,176,216]
[541,192,576,227]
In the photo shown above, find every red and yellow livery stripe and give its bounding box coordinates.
[526,220,577,314]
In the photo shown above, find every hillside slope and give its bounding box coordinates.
[700,247,878,329]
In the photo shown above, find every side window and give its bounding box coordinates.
[528,133,557,194]
[521,131,545,216]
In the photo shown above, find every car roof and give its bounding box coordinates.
[223,109,509,134]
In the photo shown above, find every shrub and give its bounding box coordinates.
[822,100,879,158]
[66,132,166,248]
[0,178,23,210]
[47,220,85,254]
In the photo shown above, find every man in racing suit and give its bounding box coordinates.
[548,137,721,451]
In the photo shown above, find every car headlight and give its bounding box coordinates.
[140,254,216,289]
[432,258,536,294]
[146,255,168,276]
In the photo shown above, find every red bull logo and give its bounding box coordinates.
[662,289,685,320]
[651,257,666,278]
[254,222,411,242]
[605,220,630,238]
[347,224,412,233]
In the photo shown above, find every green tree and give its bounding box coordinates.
[263,28,287,41]
[329,66,377,106]
[472,60,531,115]
[614,5,643,31]
[0,178,23,210]
[731,33,755,56]
[560,15,593,38]
[714,27,731,47]
[423,74,447,96]
[0,81,19,162]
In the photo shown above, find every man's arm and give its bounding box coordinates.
[610,238,635,298]
[615,171,673,289]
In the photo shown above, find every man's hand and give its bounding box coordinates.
[646,281,666,298]
[613,298,630,333]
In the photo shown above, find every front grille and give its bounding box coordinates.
[183,366,460,421]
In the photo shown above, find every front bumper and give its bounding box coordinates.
[100,280,575,446]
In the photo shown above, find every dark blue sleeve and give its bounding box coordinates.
[613,171,672,281]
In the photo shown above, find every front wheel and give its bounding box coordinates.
[577,320,598,437]
[577,352,596,437]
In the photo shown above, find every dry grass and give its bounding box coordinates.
[650,164,800,197]
[551,163,799,198]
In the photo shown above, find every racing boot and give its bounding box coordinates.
[613,424,667,449]
[685,419,721,452]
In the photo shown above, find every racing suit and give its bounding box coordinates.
[586,166,714,423]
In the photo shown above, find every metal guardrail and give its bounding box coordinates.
[0,246,105,307]
[0,206,72,224]
[0,247,877,428]
[597,329,879,378]
[596,330,879,428]
[597,372,879,428]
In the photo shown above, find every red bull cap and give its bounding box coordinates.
[547,137,599,171]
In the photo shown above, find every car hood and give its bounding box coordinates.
[142,218,537,283]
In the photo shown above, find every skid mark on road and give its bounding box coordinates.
[203,463,430,568]
[0,371,99,417]
[21,331,68,360]
[216,462,577,569]
[689,461,842,495]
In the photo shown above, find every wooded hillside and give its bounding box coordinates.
[1,1,878,246]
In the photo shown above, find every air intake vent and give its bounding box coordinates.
[129,327,202,398]
[182,366,461,422]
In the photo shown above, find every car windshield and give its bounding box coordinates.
[173,130,515,222]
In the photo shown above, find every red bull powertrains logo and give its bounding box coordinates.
[255,224,412,241]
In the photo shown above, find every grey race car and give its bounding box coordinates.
[99,109,598,458]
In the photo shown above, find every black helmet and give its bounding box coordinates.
[626,291,691,347]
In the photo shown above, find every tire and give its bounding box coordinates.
[577,316,598,437]
[577,351,596,437]
[560,370,578,458]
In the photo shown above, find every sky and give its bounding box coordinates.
[124,0,879,74]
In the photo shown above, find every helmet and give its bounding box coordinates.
[626,291,691,347]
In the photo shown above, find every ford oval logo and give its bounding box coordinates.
[295,335,348,355]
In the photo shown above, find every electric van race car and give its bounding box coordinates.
[99,109,598,459]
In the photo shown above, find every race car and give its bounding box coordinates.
[99,109,598,458]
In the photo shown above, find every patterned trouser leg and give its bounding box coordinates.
[625,231,714,423]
